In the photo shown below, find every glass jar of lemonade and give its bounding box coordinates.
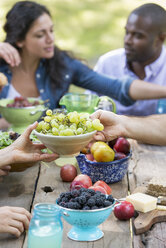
[28,203,63,248]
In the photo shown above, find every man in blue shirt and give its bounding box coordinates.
[94,3,166,116]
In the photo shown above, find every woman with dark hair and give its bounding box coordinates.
[0,1,166,112]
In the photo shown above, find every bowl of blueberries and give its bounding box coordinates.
[56,188,116,241]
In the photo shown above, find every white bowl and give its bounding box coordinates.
[33,130,96,157]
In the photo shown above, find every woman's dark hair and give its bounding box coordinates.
[2,1,67,89]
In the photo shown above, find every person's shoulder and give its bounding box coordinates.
[0,62,10,74]
[98,48,125,62]
[162,45,166,56]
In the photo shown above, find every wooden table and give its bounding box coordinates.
[0,140,166,248]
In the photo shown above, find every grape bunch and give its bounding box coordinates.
[36,110,104,136]
[7,96,40,108]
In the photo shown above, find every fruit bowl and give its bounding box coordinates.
[76,152,132,184]
[0,98,46,133]
[56,200,116,241]
[33,130,96,157]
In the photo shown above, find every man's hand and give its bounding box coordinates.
[90,110,125,142]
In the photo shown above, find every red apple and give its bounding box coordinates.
[113,137,130,154]
[70,180,85,191]
[114,152,126,160]
[88,186,107,194]
[72,174,92,188]
[60,164,77,182]
[93,180,112,195]
[114,201,134,220]
[86,153,94,161]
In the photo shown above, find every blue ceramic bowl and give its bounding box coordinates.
[76,152,132,184]
[56,200,116,241]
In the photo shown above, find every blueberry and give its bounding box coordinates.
[75,202,82,209]
[91,205,99,210]
[59,202,66,207]
[60,192,66,199]
[67,202,77,209]
[71,189,80,197]
[61,197,68,203]
[107,195,114,203]
[96,198,103,206]
[87,189,96,195]
[82,205,90,210]
[65,192,72,199]
[80,188,87,193]
[56,197,61,204]
[104,201,112,207]
[87,198,96,207]
[78,196,87,205]
[82,192,91,200]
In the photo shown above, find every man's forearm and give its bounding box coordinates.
[121,114,166,145]
[129,80,166,100]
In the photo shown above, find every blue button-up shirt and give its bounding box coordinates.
[94,46,166,116]
[0,53,135,109]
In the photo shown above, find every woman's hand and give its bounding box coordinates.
[0,206,31,237]
[90,110,126,142]
[0,122,59,167]
[0,42,21,67]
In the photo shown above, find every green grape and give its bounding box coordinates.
[63,128,75,136]
[59,124,65,130]
[87,126,95,132]
[42,122,50,131]
[70,123,77,130]
[57,113,65,122]
[50,120,59,128]
[46,132,53,136]
[59,130,65,136]
[44,116,52,123]
[76,127,84,135]
[59,129,74,136]
[86,120,92,129]
[52,127,59,135]
[46,109,52,116]
[68,111,79,124]
[51,115,58,121]
[96,123,104,131]
[36,111,104,136]
[36,121,45,132]
[79,113,90,119]
[92,119,104,131]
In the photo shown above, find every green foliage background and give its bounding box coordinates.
[0,0,166,92]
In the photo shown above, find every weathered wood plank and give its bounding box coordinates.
[0,164,40,248]
[23,160,131,248]
[128,141,166,248]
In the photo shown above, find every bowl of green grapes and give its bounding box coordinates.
[34,110,103,157]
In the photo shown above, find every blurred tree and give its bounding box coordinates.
[0,0,166,93]
[0,0,166,64]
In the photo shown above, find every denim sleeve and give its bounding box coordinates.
[71,59,136,106]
